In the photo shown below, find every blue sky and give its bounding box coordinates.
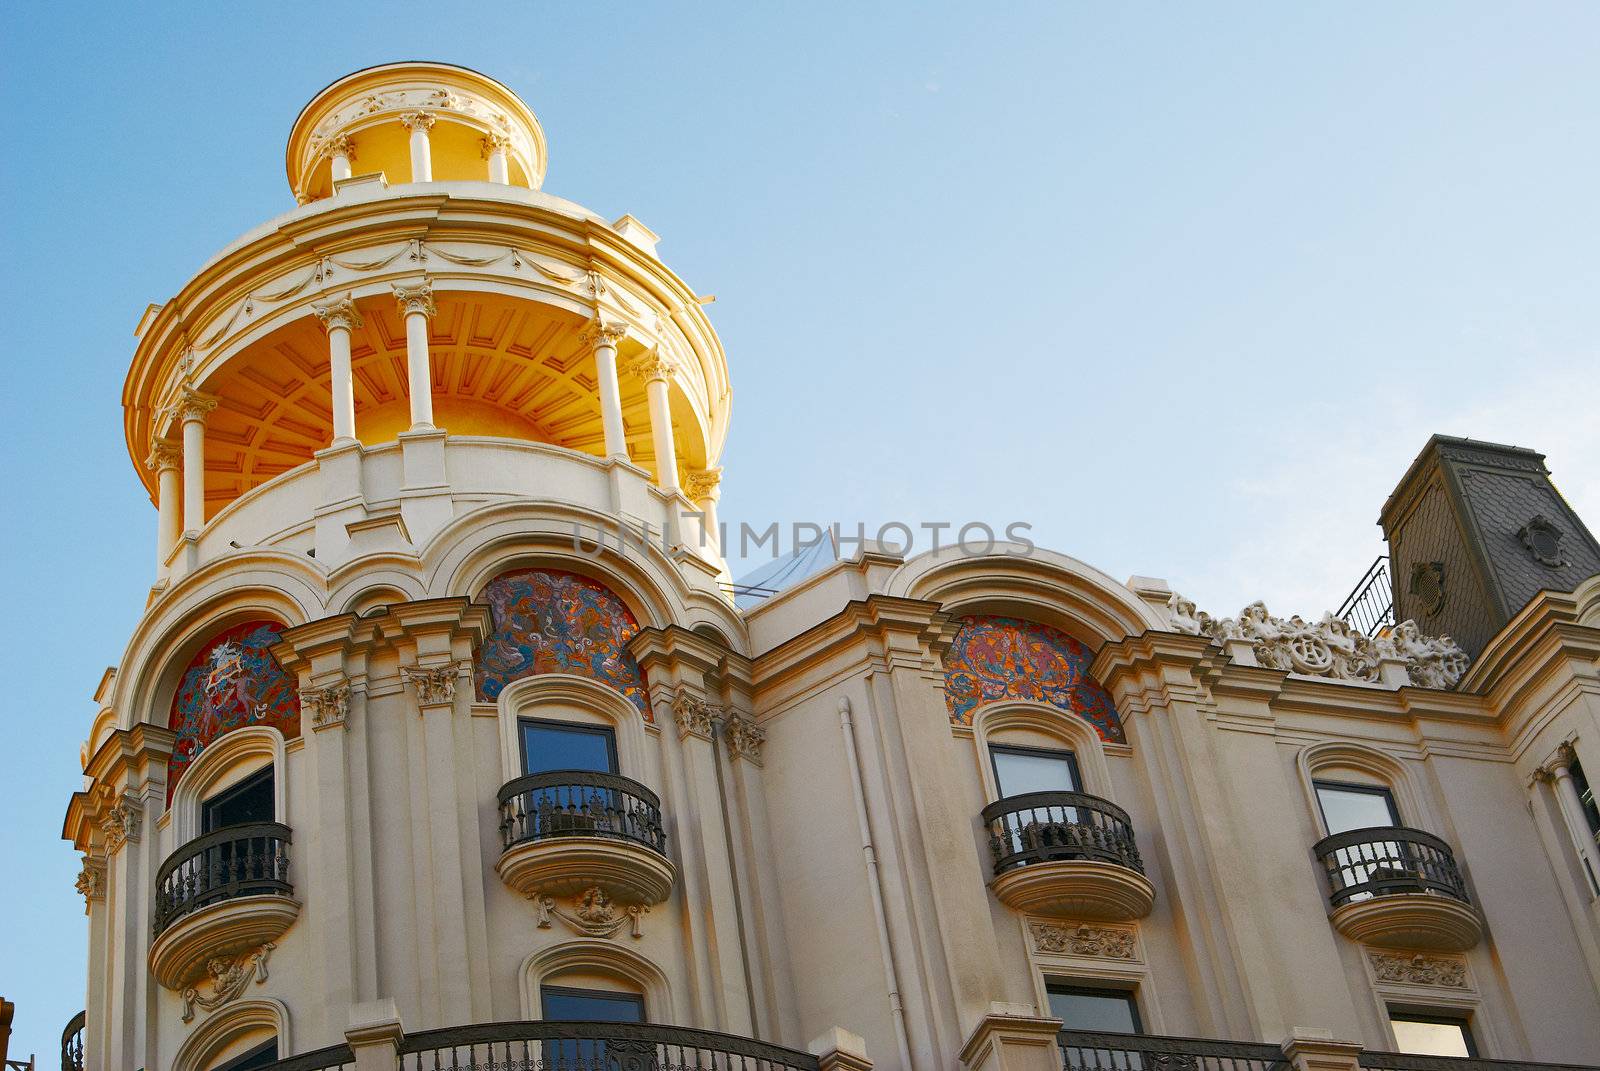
[3,1,1598,1058]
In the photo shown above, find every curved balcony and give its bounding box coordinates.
[60,1009,84,1071]
[1313,825,1483,951]
[981,791,1155,920]
[496,771,674,908]
[149,822,299,990]
[257,1020,821,1071]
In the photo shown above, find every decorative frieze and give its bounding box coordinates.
[403,664,460,708]
[100,791,143,854]
[75,856,106,907]
[1368,950,1467,989]
[534,886,647,940]
[1166,594,1469,690]
[1029,921,1137,960]
[672,693,716,741]
[722,713,766,766]
[180,943,273,1023]
[299,681,350,731]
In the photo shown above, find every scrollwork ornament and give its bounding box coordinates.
[1368,951,1467,989]
[1029,921,1136,960]
[180,943,273,1023]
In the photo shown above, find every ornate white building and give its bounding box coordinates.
[61,63,1600,1071]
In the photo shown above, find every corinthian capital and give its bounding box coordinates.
[683,467,722,503]
[176,387,219,423]
[400,111,436,132]
[312,296,364,333]
[579,319,629,348]
[144,440,181,473]
[392,280,436,318]
[328,133,357,160]
[628,351,675,384]
[481,132,513,158]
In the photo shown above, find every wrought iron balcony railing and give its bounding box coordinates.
[1058,1029,1289,1071]
[60,1010,84,1071]
[981,791,1144,876]
[1360,1050,1600,1071]
[152,821,292,937]
[497,770,667,856]
[1336,555,1395,639]
[1312,826,1471,908]
[250,1021,820,1071]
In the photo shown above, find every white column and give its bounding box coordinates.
[329,134,355,183]
[314,296,363,443]
[393,280,437,429]
[145,442,181,568]
[1547,744,1600,894]
[583,320,629,458]
[685,467,723,550]
[177,389,217,534]
[402,112,435,182]
[631,351,679,490]
[483,133,511,184]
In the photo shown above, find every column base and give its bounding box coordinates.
[960,1005,1063,1071]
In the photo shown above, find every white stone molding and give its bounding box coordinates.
[180,942,273,1023]
[311,296,364,333]
[534,886,648,940]
[99,790,143,854]
[722,712,766,766]
[1166,593,1470,690]
[1367,950,1468,989]
[391,279,437,319]
[75,854,106,908]
[1028,920,1137,960]
[494,673,652,785]
[300,680,350,731]
[672,692,716,742]
[403,662,461,708]
[171,997,291,1071]
[169,726,287,845]
[519,942,674,1023]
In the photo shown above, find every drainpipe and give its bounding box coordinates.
[838,697,915,1071]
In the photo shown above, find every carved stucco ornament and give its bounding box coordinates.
[75,856,106,907]
[535,886,647,940]
[723,713,766,766]
[1166,594,1469,690]
[1517,514,1566,568]
[300,681,350,731]
[100,791,144,854]
[672,693,716,741]
[403,663,461,707]
[1368,950,1467,989]
[181,943,273,1023]
[1029,921,1137,960]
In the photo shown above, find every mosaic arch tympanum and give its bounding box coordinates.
[474,567,652,721]
[167,620,300,802]
[943,614,1126,744]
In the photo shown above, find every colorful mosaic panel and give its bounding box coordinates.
[167,620,300,801]
[943,614,1125,743]
[474,568,651,720]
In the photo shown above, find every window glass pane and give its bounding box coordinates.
[1047,987,1139,1033]
[992,748,1079,797]
[1315,782,1398,834]
[1389,1017,1472,1057]
[202,768,274,833]
[541,986,645,1022]
[213,1039,279,1071]
[521,722,617,775]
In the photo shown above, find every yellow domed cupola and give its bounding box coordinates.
[286,61,548,202]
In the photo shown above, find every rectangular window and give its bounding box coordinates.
[1314,780,1399,834]
[990,745,1081,798]
[1047,984,1141,1033]
[541,985,646,1022]
[520,719,618,776]
[1570,758,1600,839]
[1388,1012,1476,1057]
[202,767,274,833]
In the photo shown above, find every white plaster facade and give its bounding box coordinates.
[62,63,1600,1071]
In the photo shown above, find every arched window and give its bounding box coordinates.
[943,615,1125,743]
[167,622,299,802]
[475,568,651,720]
